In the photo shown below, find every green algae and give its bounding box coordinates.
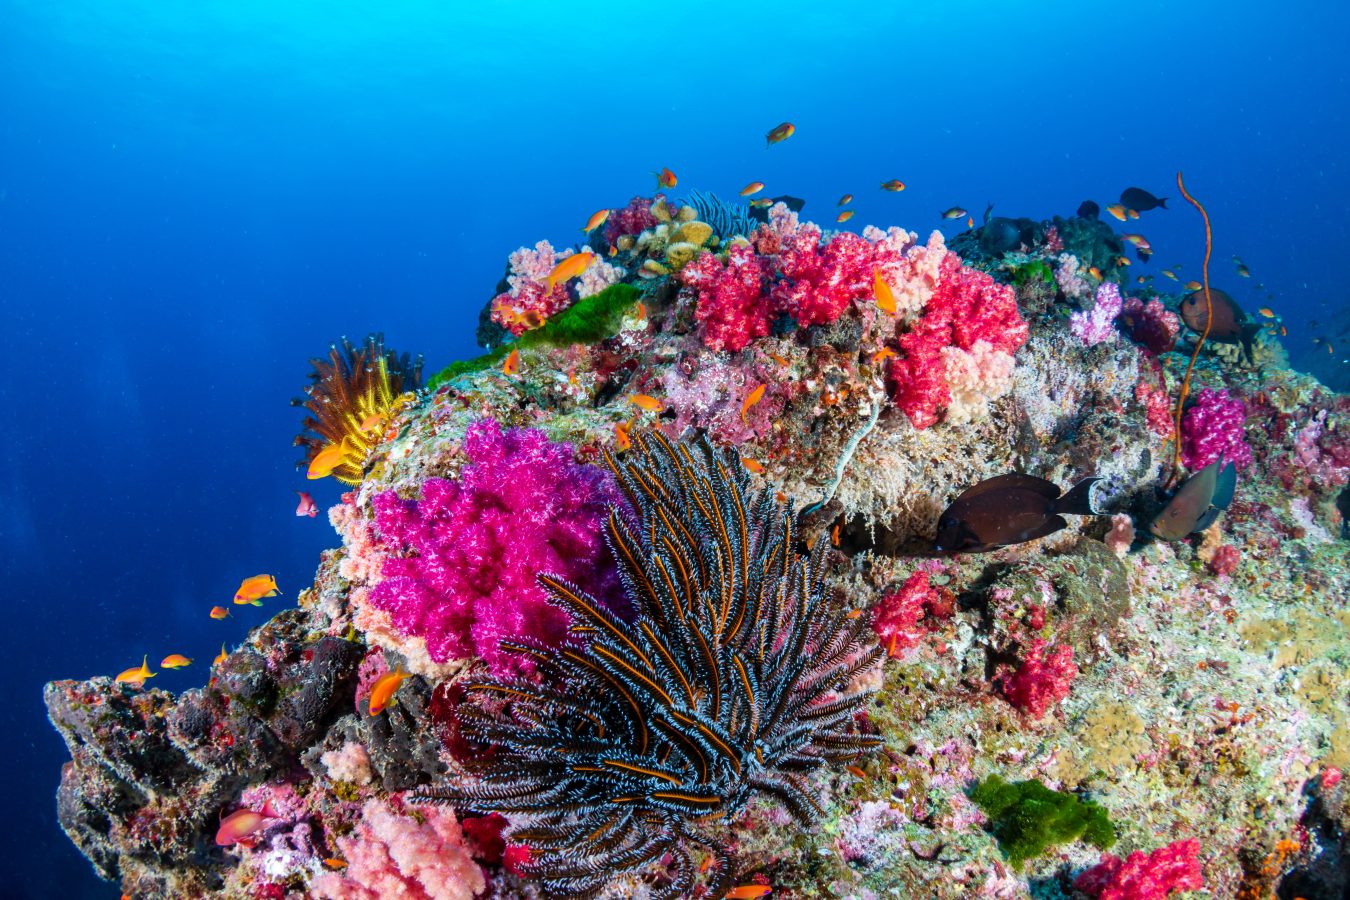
[427,283,640,389]
[971,775,1115,868]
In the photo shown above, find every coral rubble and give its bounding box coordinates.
[48,195,1350,899]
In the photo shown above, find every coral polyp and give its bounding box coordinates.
[413,430,885,899]
[293,334,423,484]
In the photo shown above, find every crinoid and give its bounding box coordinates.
[292,334,423,484]
[412,430,885,899]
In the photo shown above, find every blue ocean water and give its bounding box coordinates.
[0,1,1346,896]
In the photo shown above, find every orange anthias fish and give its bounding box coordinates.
[1127,208,1140,220]
[726,886,772,899]
[1259,307,1276,318]
[1105,204,1129,221]
[322,858,348,871]
[307,439,348,480]
[871,347,897,363]
[502,347,520,377]
[215,805,280,848]
[295,491,318,518]
[210,606,231,620]
[940,206,967,219]
[582,209,609,233]
[765,122,794,146]
[1184,280,1203,291]
[214,643,228,665]
[741,384,765,423]
[880,180,905,192]
[656,167,677,189]
[836,210,854,223]
[1088,266,1103,280]
[1122,233,1151,251]
[873,269,897,314]
[749,198,774,208]
[739,181,765,197]
[966,216,974,228]
[115,655,155,687]
[614,420,632,451]
[838,193,853,206]
[368,669,411,715]
[741,457,765,474]
[628,394,664,413]
[546,250,596,291]
[160,654,192,669]
[234,574,279,606]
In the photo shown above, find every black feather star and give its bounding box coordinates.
[413,430,884,899]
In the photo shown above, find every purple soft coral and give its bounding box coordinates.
[369,419,629,676]
[1180,388,1253,470]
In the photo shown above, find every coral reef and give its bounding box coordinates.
[46,190,1350,900]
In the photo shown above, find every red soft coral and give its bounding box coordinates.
[873,570,954,657]
[682,244,773,352]
[1074,839,1203,900]
[999,638,1077,718]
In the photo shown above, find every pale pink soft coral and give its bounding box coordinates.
[576,256,625,298]
[1074,838,1203,899]
[1070,282,1123,346]
[1292,410,1350,488]
[369,418,629,677]
[311,797,485,900]
[999,638,1077,719]
[1104,514,1136,558]
[941,340,1018,424]
[321,741,373,785]
[1135,378,1175,439]
[1054,253,1091,302]
[1180,387,1252,470]
[489,239,572,335]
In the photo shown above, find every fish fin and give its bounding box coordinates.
[1211,461,1237,511]
[1054,477,1101,517]
[1192,506,1223,533]
[955,473,1059,503]
[1157,198,1168,209]
[1240,323,1261,365]
[1020,515,1069,544]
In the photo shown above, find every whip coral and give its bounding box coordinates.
[368,418,628,676]
[310,797,484,900]
[1180,388,1252,470]
[999,638,1077,719]
[293,334,423,485]
[1074,839,1203,899]
[414,430,884,899]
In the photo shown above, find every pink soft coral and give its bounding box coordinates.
[888,252,1028,428]
[1180,388,1252,470]
[999,638,1077,718]
[873,570,954,658]
[369,419,629,676]
[603,195,659,245]
[1071,282,1123,346]
[1074,839,1203,900]
[1119,297,1179,355]
[310,797,485,900]
[681,243,772,352]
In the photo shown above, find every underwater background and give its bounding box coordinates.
[2,1,1348,896]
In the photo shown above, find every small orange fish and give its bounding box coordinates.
[307,440,346,480]
[215,806,278,848]
[1259,307,1276,318]
[115,655,155,687]
[1328,342,1335,355]
[741,384,765,423]
[749,198,774,208]
[210,606,230,620]
[1280,325,1287,336]
[636,302,647,318]
[966,216,974,228]
[1162,269,1178,280]
[765,122,794,146]
[846,609,864,619]
[607,244,618,257]
[359,411,385,433]
[1116,256,1131,267]
[845,765,867,778]
[871,347,897,363]
[502,348,520,376]
[1236,264,1251,277]
[1122,233,1151,251]
[234,574,279,606]
[727,886,772,899]
[838,193,853,206]
[614,421,632,451]
[582,209,610,233]
[741,457,765,474]
[940,206,967,219]
[295,491,318,518]
[880,180,905,192]
[739,181,765,197]
[547,250,596,291]
[873,269,896,314]
[767,351,790,366]
[830,523,841,546]
[1184,280,1203,291]
[628,394,664,412]
[656,167,677,189]
[160,654,192,669]
[368,669,411,716]
[322,858,347,871]
[1136,276,1146,284]
[1105,204,1129,221]
[1127,208,1140,219]
[836,210,854,223]
[214,644,227,665]
[1088,266,1103,280]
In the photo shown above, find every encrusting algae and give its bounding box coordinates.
[43,161,1350,900]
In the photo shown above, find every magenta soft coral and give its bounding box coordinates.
[1180,387,1253,470]
[681,243,772,352]
[369,418,628,677]
[889,253,1028,428]
[999,638,1077,719]
[603,194,659,245]
[1074,839,1203,900]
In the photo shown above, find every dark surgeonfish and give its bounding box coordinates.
[1149,458,1237,541]
[1337,486,1349,539]
[1180,287,1262,363]
[934,474,1100,554]
[1120,187,1168,211]
[1077,199,1100,219]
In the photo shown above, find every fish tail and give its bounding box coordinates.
[1157,198,1168,209]
[1056,476,1101,517]
[1241,323,1261,365]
